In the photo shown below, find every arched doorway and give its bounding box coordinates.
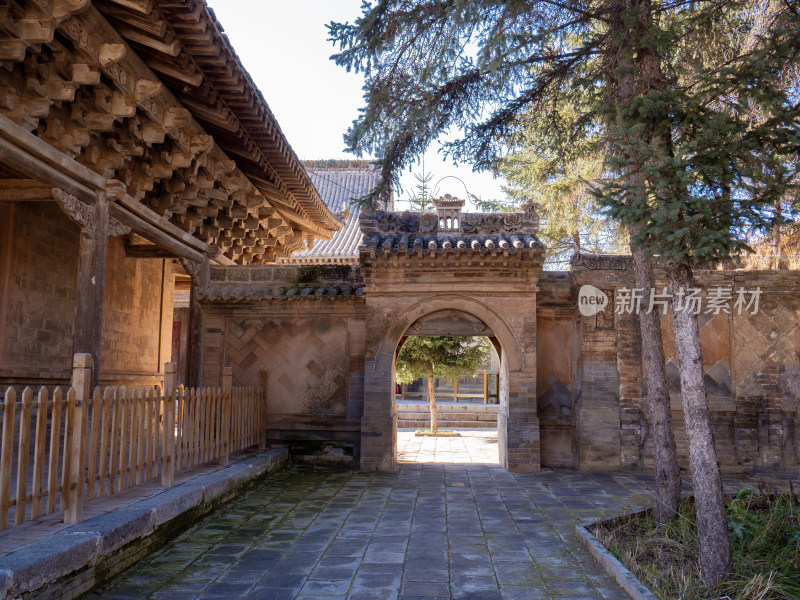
[361,294,540,472]
[394,309,502,466]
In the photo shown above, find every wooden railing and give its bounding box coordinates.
[0,356,265,530]
[399,370,499,404]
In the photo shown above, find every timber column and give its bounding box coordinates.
[54,190,110,389]
[181,256,210,388]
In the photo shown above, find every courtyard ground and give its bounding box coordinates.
[88,430,773,600]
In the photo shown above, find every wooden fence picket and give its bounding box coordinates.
[15,388,33,525]
[98,387,113,497]
[86,388,101,500]
[31,387,48,518]
[60,388,75,512]
[46,388,62,515]
[150,387,159,480]
[117,388,129,492]
[0,388,16,530]
[108,387,120,495]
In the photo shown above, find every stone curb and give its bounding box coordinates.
[575,515,660,600]
[0,448,288,600]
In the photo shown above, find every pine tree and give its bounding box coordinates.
[406,161,438,212]
[597,1,800,582]
[500,98,628,265]
[396,336,490,433]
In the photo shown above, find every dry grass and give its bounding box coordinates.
[592,485,800,600]
[414,430,460,437]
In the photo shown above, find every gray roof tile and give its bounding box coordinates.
[281,166,381,263]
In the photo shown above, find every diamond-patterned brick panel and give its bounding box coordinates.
[734,298,800,395]
[661,311,732,400]
[225,316,348,417]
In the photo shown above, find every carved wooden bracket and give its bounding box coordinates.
[107,217,131,237]
[53,188,94,232]
[52,188,130,237]
[179,256,202,280]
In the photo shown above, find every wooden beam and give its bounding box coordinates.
[0,179,55,201]
[109,203,205,263]
[124,243,177,259]
[101,0,153,15]
[114,23,180,56]
[147,59,203,87]
[0,114,101,203]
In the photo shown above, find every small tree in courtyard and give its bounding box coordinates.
[396,336,490,433]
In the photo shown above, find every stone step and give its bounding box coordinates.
[396,403,499,414]
[397,420,497,429]
[399,411,497,422]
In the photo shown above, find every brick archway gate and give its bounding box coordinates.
[358,200,545,472]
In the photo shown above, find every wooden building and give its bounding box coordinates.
[0,0,341,389]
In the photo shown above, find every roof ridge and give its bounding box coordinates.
[303,159,380,172]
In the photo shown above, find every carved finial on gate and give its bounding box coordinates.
[433,194,465,233]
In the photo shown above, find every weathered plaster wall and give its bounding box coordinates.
[100,238,174,387]
[536,273,577,468]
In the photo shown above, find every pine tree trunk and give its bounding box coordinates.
[427,375,438,433]
[612,0,681,524]
[667,258,730,585]
[631,243,682,524]
[772,198,782,269]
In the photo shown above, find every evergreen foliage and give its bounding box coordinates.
[396,336,490,433]
[396,336,490,387]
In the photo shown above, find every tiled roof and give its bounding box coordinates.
[361,232,544,256]
[198,283,365,302]
[358,209,544,257]
[281,163,383,264]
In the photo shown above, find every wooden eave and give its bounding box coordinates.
[0,0,324,265]
[95,0,341,241]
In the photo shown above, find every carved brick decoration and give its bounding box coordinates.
[365,205,539,237]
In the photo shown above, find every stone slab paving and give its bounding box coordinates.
[397,429,499,464]
[90,436,783,600]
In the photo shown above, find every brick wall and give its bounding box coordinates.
[0,202,174,389]
[100,239,174,386]
[0,203,79,387]
[201,265,366,454]
[568,258,800,473]
[537,273,576,468]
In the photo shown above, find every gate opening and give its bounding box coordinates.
[392,311,505,465]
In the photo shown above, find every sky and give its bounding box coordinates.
[206,0,508,208]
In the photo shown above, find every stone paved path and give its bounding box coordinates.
[397,429,499,464]
[92,460,665,600]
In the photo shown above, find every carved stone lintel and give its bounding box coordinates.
[570,251,633,271]
[53,188,94,232]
